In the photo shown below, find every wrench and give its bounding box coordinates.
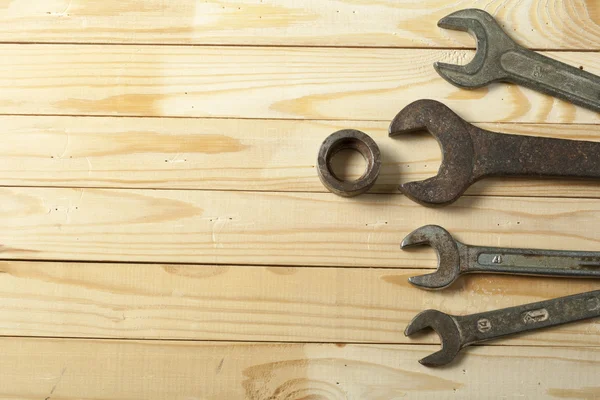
[401,225,600,290]
[389,99,600,205]
[405,290,600,366]
[435,8,600,112]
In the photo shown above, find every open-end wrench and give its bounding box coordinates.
[389,99,600,205]
[405,290,600,366]
[401,225,600,290]
[434,8,600,112]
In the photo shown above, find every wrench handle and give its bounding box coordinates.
[455,290,600,346]
[465,245,600,278]
[500,48,600,112]
[471,129,600,180]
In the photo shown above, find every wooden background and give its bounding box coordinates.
[1,0,599,398]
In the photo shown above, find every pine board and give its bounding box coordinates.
[1,1,600,395]
[0,338,599,399]
[1,45,600,122]
[0,0,598,49]
[2,116,600,199]
[0,260,598,345]
[1,187,600,267]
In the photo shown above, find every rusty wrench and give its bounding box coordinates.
[389,99,600,205]
[435,9,600,112]
[401,225,600,290]
[405,290,600,366]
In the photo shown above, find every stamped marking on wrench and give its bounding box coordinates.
[587,297,600,311]
[389,100,600,205]
[476,318,491,333]
[405,290,600,366]
[401,225,600,290]
[522,309,549,324]
[434,8,600,112]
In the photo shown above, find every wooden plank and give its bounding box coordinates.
[1,0,599,50]
[0,260,598,346]
[3,115,600,198]
[1,338,599,399]
[2,45,600,123]
[1,187,600,267]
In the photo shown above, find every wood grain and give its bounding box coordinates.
[1,338,599,399]
[0,260,598,346]
[1,0,599,50]
[2,0,600,393]
[3,115,600,198]
[2,44,600,122]
[1,187,600,267]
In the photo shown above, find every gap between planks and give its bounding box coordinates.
[1,335,598,349]
[3,41,600,53]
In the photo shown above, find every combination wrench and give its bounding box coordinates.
[401,225,600,290]
[405,290,600,366]
[434,8,600,112]
[389,99,600,205]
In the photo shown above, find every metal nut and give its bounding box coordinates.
[317,129,381,197]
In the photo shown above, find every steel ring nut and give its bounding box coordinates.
[317,129,381,197]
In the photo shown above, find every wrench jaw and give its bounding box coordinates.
[400,178,469,207]
[389,100,476,206]
[434,62,496,90]
[404,310,462,367]
[401,225,461,290]
[436,9,513,89]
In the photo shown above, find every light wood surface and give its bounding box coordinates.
[0,0,599,50]
[0,260,598,345]
[1,44,600,123]
[2,188,600,266]
[3,115,600,198]
[2,1,599,397]
[1,338,599,399]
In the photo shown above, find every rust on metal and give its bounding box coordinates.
[317,129,381,197]
[389,100,600,206]
[402,225,600,290]
[405,290,600,366]
[435,8,600,112]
